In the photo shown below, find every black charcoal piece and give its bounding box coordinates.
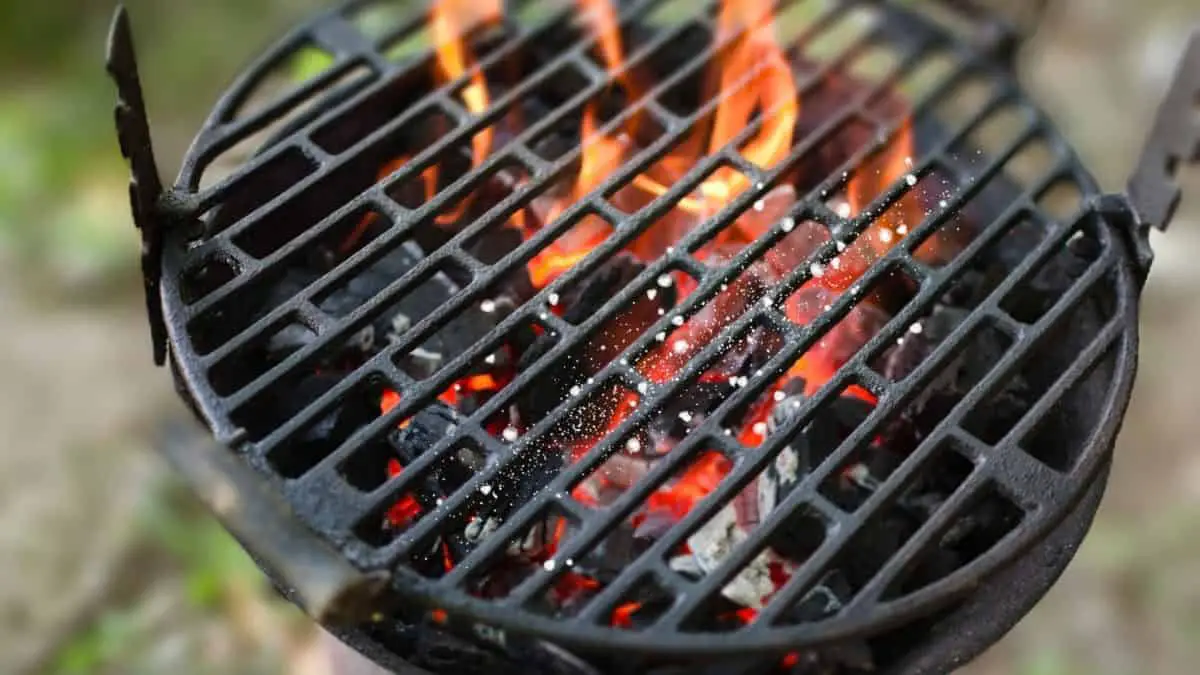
[519,253,668,426]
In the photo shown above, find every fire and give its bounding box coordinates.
[824,119,923,291]
[630,0,797,229]
[641,451,732,522]
[431,0,500,167]
[360,0,943,628]
[384,459,423,529]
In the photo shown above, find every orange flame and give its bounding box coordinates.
[431,0,501,165]
[631,0,797,223]
[825,119,921,290]
[643,451,732,521]
[612,601,642,629]
[384,459,423,529]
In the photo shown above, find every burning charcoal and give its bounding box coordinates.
[389,402,462,465]
[1004,230,1102,322]
[881,305,970,382]
[761,392,874,501]
[675,505,799,610]
[519,253,669,425]
[466,222,527,266]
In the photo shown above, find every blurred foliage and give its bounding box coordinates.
[51,609,145,675]
[139,487,268,612]
[45,482,300,675]
[0,0,322,295]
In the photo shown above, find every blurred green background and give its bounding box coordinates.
[0,1,1197,674]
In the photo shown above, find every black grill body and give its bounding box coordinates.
[108,1,1200,674]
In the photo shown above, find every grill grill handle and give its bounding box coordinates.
[159,422,391,626]
[1127,27,1200,233]
[107,6,169,366]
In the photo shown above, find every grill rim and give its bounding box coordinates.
[322,459,1113,674]
[145,0,1145,658]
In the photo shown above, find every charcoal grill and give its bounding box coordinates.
[109,1,1200,673]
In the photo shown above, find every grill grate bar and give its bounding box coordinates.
[835,460,992,617]
[182,0,675,318]
[196,2,788,391]
[251,6,898,470]
[389,44,964,580]
[558,154,1085,627]
[499,110,1063,616]
[356,29,951,509]
[185,0,584,213]
[749,236,1118,627]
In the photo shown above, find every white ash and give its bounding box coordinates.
[347,325,375,353]
[509,520,547,558]
[677,505,790,609]
[465,516,501,544]
[389,312,412,336]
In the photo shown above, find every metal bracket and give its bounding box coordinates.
[1127,27,1200,233]
[159,421,392,625]
[107,6,168,366]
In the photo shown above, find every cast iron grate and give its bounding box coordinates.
[107,0,1197,672]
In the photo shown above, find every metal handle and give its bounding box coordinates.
[158,422,391,626]
[107,5,169,365]
[1127,27,1200,232]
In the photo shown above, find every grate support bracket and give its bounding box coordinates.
[1127,27,1200,234]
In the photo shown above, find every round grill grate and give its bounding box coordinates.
[112,0,1168,671]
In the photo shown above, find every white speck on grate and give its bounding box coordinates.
[657,274,674,288]
[647,288,658,301]
[905,174,918,187]
[761,296,774,308]
[672,315,685,326]
[810,262,825,278]
[909,322,924,335]
[836,202,852,219]
[673,339,690,355]
[780,217,795,232]
[626,437,642,453]
[543,559,556,572]
[569,385,581,397]
[831,257,842,270]
[502,427,519,442]
[878,228,894,244]
[773,391,786,402]
[548,293,560,306]
[753,422,768,437]
[678,411,693,423]
[480,484,493,496]
[754,200,766,212]
[481,299,497,313]
[637,382,650,394]
[938,199,948,209]
[656,331,667,342]
[836,241,847,252]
